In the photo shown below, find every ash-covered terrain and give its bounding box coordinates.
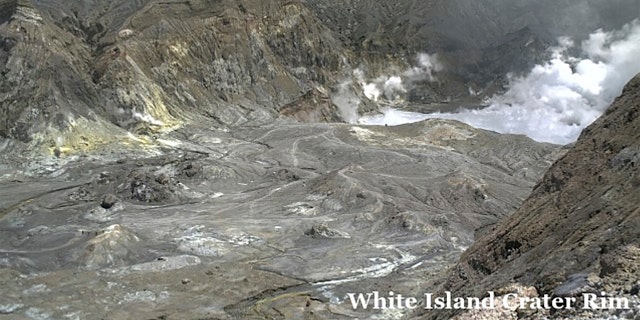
[0,0,639,319]
[0,117,562,319]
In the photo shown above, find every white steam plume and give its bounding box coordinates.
[360,20,640,145]
[332,53,441,123]
[357,53,442,102]
[404,53,443,82]
[331,80,359,124]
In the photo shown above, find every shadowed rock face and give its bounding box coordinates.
[434,74,640,319]
[306,0,640,51]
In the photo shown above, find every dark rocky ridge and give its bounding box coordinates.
[432,74,640,319]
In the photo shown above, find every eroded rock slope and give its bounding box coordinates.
[0,0,351,151]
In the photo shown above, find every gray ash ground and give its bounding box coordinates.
[0,118,561,319]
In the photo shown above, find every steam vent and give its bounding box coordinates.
[0,0,639,319]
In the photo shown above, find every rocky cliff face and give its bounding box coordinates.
[1,0,353,150]
[436,74,640,319]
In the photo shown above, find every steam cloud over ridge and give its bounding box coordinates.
[332,53,442,124]
[360,20,640,145]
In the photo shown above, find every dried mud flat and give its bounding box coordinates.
[0,119,561,319]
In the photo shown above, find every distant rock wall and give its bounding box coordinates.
[0,0,350,146]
